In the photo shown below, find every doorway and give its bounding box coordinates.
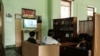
[0,1,5,56]
[0,1,3,44]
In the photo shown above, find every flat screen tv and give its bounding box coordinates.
[23,19,37,29]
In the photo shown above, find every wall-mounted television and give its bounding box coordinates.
[23,19,37,29]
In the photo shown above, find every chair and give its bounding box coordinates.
[78,33,92,50]
[22,41,60,56]
[60,46,88,56]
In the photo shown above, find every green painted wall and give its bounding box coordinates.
[47,0,61,29]
[51,0,61,29]
[2,0,100,46]
[50,0,100,33]
[49,0,100,32]
[73,0,97,20]
[2,0,49,46]
[73,0,100,32]
[47,0,52,29]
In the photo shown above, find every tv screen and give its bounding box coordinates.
[23,19,37,29]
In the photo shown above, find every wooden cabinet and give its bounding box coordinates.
[53,17,77,42]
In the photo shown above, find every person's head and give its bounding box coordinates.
[29,31,35,37]
[48,29,54,37]
[78,33,91,42]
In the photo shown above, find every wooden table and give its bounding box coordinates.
[61,42,78,47]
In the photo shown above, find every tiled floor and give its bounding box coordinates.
[5,48,91,56]
[5,48,21,56]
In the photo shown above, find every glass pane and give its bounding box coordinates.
[87,7,94,16]
[61,1,70,18]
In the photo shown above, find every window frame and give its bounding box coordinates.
[87,7,95,20]
[61,0,71,18]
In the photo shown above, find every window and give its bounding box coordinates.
[87,7,94,20]
[61,1,71,18]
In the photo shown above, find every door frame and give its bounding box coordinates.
[0,0,4,46]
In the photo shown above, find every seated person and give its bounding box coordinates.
[27,31,37,44]
[76,38,87,50]
[42,29,61,45]
[76,33,91,50]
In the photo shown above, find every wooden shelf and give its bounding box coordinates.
[53,17,77,42]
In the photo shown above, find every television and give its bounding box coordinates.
[23,19,37,29]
